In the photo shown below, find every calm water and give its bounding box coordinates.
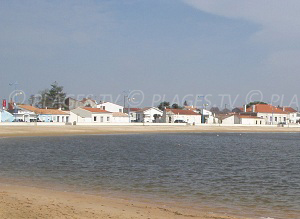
[0,133,299,218]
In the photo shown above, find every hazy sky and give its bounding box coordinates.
[1,0,299,108]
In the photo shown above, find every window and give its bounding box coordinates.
[107,117,110,122]
[284,117,286,121]
[66,116,69,123]
[94,116,97,122]
[62,117,65,123]
[275,117,277,122]
[119,109,122,112]
[101,117,103,122]
[260,121,262,125]
[256,121,258,125]
[57,116,60,122]
[103,106,106,110]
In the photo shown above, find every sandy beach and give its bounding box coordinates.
[0,183,243,219]
[0,124,300,137]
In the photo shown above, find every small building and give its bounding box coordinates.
[245,104,289,125]
[13,105,38,122]
[0,110,13,122]
[36,108,70,123]
[239,115,266,125]
[97,102,123,113]
[216,114,240,124]
[281,107,299,124]
[70,107,113,124]
[162,109,202,124]
[112,112,129,123]
[136,107,163,123]
[123,108,141,122]
[14,105,69,123]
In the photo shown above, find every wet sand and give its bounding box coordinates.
[0,184,242,219]
[0,124,299,137]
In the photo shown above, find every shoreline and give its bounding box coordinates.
[0,124,300,137]
[0,182,244,219]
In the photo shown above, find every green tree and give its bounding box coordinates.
[28,94,36,106]
[158,101,170,111]
[47,81,66,109]
[37,82,66,109]
[171,103,183,109]
[37,89,50,108]
[246,101,267,108]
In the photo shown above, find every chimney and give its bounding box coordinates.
[283,107,285,111]
[243,105,247,112]
[252,105,256,113]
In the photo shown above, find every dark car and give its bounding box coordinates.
[174,120,186,123]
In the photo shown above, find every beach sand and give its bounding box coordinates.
[0,183,242,219]
[0,124,299,137]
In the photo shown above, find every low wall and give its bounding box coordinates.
[1,122,299,128]
[0,122,67,126]
[74,123,187,126]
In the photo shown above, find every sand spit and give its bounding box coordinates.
[0,125,299,137]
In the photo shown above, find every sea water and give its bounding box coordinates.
[0,133,299,218]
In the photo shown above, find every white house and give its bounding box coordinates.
[288,112,300,124]
[216,114,240,124]
[200,109,220,124]
[123,108,141,122]
[246,104,289,125]
[112,112,129,123]
[13,105,38,122]
[162,109,202,124]
[36,109,70,123]
[70,107,113,124]
[14,105,69,123]
[136,107,163,123]
[281,107,299,124]
[239,115,266,125]
[97,102,123,113]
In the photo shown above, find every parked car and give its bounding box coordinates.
[174,120,186,123]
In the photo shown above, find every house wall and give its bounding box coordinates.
[240,118,266,125]
[1,110,14,122]
[222,115,239,124]
[257,113,289,125]
[97,102,123,113]
[112,116,129,123]
[163,113,201,124]
[39,114,70,123]
[13,109,37,122]
[91,113,112,123]
[70,108,112,124]
[289,112,300,123]
[137,108,163,123]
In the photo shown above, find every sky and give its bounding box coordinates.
[1,0,299,109]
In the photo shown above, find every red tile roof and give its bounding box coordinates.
[246,104,288,114]
[18,105,69,115]
[124,108,141,112]
[166,109,200,115]
[82,107,110,113]
[282,107,297,113]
